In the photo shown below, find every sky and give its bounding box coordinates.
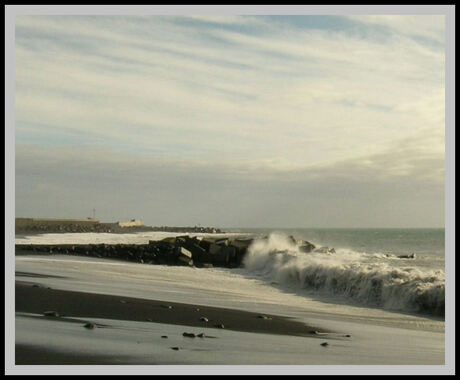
[14,14,446,228]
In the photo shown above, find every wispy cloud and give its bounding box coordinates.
[14,15,445,226]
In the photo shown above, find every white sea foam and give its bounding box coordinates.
[243,233,445,317]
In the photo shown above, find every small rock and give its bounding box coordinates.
[183,332,196,338]
[200,317,209,322]
[43,311,59,317]
[171,347,180,351]
[161,335,168,339]
[197,333,205,338]
[320,342,329,347]
[83,322,96,329]
[344,334,351,338]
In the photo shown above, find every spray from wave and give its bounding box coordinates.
[242,233,445,317]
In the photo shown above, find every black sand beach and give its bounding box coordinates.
[15,276,332,365]
[16,281,326,337]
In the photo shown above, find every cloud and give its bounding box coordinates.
[14,15,445,226]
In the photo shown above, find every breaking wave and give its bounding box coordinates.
[242,233,445,317]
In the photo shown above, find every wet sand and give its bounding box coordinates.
[15,278,331,365]
[16,281,326,337]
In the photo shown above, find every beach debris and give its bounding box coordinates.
[83,322,96,329]
[183,332,196,338]
[161,335,168,339]
[43,311,60,317]
[320,342,329,347]
[170,347,180,351]
[215,323,225,329]
[200,317,209,322]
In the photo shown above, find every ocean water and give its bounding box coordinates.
[15,228,445,319]
[227,228,445,318]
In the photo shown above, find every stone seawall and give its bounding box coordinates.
[15,235,254,269]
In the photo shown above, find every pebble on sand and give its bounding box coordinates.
[43,311,60,317]
[320,342,329,347]
[171,347,180,351]
[257,315,272,320]
[183,332,196,338]
[83,322,96,329]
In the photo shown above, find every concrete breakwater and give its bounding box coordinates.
[15,235,255,268]
[15,217,223,234]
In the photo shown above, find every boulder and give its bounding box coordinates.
[298,240,316,253]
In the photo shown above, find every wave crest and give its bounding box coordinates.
[243,233,445,317]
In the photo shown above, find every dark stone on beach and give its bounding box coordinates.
[43,311,59,317]
[215,324,225,329]
[171,347,180,350]
[398,253,416,259]
[200,317,209,322]
[257,315,271,320]
[161,335,168,339]
[197,333,205,338]
[83,322,96,329]
[344,334,351,337]
[320,342,329,347]
[183,332,196,338]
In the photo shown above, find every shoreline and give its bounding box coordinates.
[16,281,330,338]
[15,278,336,365]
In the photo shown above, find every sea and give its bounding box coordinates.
[227,228,445,318]
[15,227,445,319]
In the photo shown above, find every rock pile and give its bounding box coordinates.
[15,235,255,268]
